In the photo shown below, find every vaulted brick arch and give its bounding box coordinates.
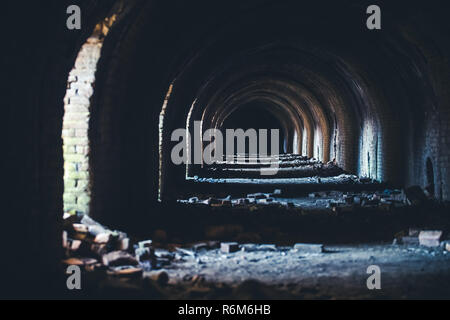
[3,0,450,298]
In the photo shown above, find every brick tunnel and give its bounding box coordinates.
[2,0,450,299]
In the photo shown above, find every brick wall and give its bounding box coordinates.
[62,37,103,214]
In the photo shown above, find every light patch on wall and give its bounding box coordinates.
[313,126,323,161]
[62,15,117,215]
[302,127,308,157]
[359,120,378,179]
[293,131,299,154]
[158,83,175,201]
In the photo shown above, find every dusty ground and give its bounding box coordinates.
[63,199,450,299]
[142,243,450,299]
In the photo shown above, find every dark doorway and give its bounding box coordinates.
[222,101,285,155]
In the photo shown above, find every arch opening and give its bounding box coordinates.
[221,101,286,155]
[62,14,117,215]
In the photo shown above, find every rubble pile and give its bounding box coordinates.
[60,182,449,299]
[394,228,449,251]
[317,188,407,213]
[187,173,384,200]
[61,211,337,280]
[179,190,293,209]
[62,213,175,279]
[203,154,345,179]
[179,188,410,212]
[390,185,450,250]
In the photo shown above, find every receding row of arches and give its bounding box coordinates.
[55,0,450,227]
[7,0,450,298]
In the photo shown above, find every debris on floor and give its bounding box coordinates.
[203,154,346,179]
[61,212,335,281]
[62,212,145,278]
[419,230,443,247]
[60,211,450,299]
[220,242,239,253]
[393,228,448,249]
[178,187,407,213]
[60,180,449,299]
[293,243,324,253]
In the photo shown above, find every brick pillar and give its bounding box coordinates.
[62,37,103,214]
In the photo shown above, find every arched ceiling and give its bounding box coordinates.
[86,0,448,201]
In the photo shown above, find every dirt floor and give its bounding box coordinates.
[153,243,450,299]
[62,188,450,300]
[76,242,450,299]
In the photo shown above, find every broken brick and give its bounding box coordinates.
[419,230,443,247]
[220,242,239,253]
[293,243,324,253]
[102,251,138,266]
[401,236,420,245]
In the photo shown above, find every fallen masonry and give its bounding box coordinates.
[178,187,408,212]
[221,242,240,253]
[293,243,324,253]
[61,212,337,280]
[58,209,450,299]
[399,236,420,245]
[60,182,450,298]
[203,154,345,179]
[419,231,443,247]
[394,229,447,249]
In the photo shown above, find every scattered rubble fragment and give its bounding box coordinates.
[272,189,282,196]
[393,227,448,250]
[61,182,448,299]
[135,247,154,265]
[62,257,98,267]
[102,250,138,267]
[203,154,346,179]
[292,243,324,254]
[62,213,165,281]
[419,231,443,247]
[256,244,277,251]
[178,187,409,213]
[188,197,199,203]
[61,209,450,300]
[221,242,239,253]
[176,247,195,257]
[400,236,420,245]
[107,265,143,278]
[240,244,278,252]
